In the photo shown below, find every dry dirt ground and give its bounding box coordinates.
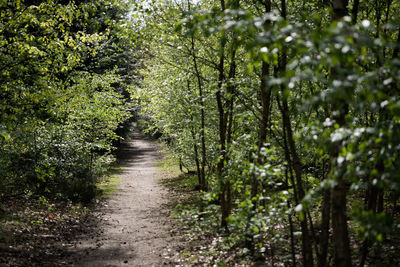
[69,132,183,266]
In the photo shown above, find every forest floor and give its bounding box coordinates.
[0,132,188,266]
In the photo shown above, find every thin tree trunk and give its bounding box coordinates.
[225,48,237,222]
[278,1,314,265]
[216,0,228,228]
[251,60,272,200]
[359,182,379,267]
[188,12,207,190]
[351,0,360,23]
[330,172,351,267]
[216,39,228,228]
[217,0,241,229]
[251,0,272,213]
[258,0,272,150]
[393,27,400,59]
[285,167,297,267]
[359,155,384,267]
[317,157,331,267]
[382,0,393,58]
[187,80,202,187]
[277,94,301,264]
[331,0,349,19]
[218,47,237,228]
[281,92,314,267]
[277,90,313,266]
[318,188,331,267]
[190,128,201,187]
[329,2,353,266]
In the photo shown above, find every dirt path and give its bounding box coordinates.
[72,132,179,266]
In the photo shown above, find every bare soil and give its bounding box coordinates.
[69,132,182,266]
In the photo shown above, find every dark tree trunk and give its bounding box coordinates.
[277,1,314,265]
[393,27,400,59]
[281,93,314,267]
[251,0,272,205]
[359,181,379,267]
[329,2,352,266]
[219,47,237,228]
[190,127,201,187]
[331,0,349,19]
[351,0,360,23]
[187,80,202,187]
[330,172,351,267]
[189,23,207,190]
[316,156,331,267]
[318,188,331,267]
[216,35,228,227]
[285,167,297,267]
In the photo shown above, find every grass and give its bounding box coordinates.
[163,172,199,190]
[156,142,181,176]
[97,167,122,198]
[156,142,200,191]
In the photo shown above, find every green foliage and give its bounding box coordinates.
[0,0,137,202]
[135,0,400,265]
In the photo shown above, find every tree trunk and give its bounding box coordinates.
[285,167,297,267]
[330,171,351,267]
[277,1,314,265]
[189,22,207,190]
[251,0,272,205]
[359,181,379,267]
[216,33,228,228]
[329,2,352,266]
[331,0,349,19]
[216,0,228,228]
[281,94,314,267]
[218,47,237,228]
[351,0,359,23]
[190,127,201,187]
[317,157,331,267]
[318,187,331,267]
[392,27,400,59]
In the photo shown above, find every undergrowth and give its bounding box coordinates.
[157,143,257,266]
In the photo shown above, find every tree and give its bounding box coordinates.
[0,0,136,201]
[135,0,400,265]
